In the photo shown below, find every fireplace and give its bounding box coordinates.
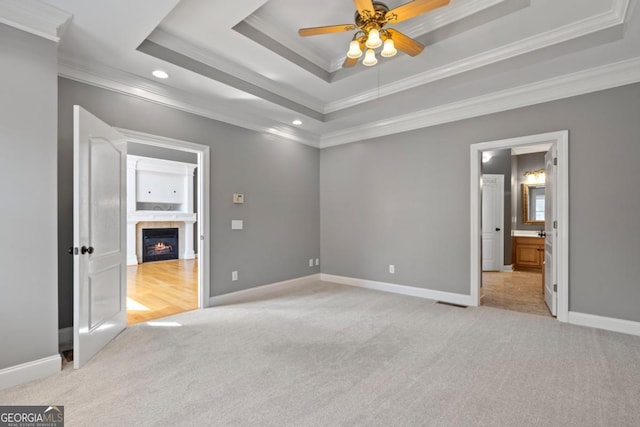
[142,228,179,262]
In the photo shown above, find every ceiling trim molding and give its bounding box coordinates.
[398,0,505,40]
[148,28,325,113]
[58,59,321,148]
[0,0,72,42]
[324,0,630,114]
[319,56,640,148]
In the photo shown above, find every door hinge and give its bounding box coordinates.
[553,220,557,229]
[553,284,557,292]
[553,157,558,166]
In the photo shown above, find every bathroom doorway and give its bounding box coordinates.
[470,131,569,322]
[481,148,550,317]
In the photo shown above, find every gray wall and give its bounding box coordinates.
[127,142,197,163]
[481,148,512,265]
[0,24,59,369]
[58,78,320,329]
[321,82,640,322]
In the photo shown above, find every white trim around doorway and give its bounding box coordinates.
[117,128,211,309]
[470,130,569,322]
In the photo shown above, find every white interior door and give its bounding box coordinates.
[73,105,127,368]
[482,174,504,271]
[544,147,557,316]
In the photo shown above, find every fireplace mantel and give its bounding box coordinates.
[126,155,197,265]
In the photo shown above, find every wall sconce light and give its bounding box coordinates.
[524,169,545,183]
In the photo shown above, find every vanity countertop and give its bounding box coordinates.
[512,230,544,237]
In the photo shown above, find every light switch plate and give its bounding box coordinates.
[231,220,243,230]
[233,193,244,204]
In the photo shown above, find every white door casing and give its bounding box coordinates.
[73,106,127,368]
[116,128,211,310]
[470,130,569,322]
[481,174,504,271]
[544,147,557,316]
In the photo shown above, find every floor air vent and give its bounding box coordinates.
[437,301,467,308]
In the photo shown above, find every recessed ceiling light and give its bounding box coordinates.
[152,70,169,79]
[292,119,302,126]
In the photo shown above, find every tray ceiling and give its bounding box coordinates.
[13,0,640,147]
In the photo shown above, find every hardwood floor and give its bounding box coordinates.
[482,270,552,317]
[127,259,198,325]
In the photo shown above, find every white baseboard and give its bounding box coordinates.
[502,264,513,272]
[209,274,320,306]
[0,355,61,391]
[568,311,640,337]
[320,274,474,306]
[59,327,73,351]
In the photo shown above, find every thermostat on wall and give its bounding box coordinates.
[233,193,244,204]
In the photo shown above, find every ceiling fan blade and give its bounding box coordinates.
[354,0,375,17]
[386,0,450,24]
[298,24,357,37]
[343,56,359,68]
[385,29,424,56]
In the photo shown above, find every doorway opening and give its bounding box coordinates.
[481,150,550,317]
[120,129,210,325]
[470,131,569,322]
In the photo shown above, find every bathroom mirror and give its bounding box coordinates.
[522,183,545,224]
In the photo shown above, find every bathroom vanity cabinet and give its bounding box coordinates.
[513,236,544,271]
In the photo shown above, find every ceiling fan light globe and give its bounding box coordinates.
[381,39,397,57]
[365,28,382,49]
[362,48,378,66]
[347,40,363,59]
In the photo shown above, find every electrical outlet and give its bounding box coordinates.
[389,265,395,274]
[315,258,320,266]
[232,271,238,281]
[309,259,314,267]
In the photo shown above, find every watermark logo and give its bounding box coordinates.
[0,406,64,427]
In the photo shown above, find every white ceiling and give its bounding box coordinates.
[7,0,640,147]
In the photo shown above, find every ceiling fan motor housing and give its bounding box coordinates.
[354,1,390,31]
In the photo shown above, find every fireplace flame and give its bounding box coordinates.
[151,241,173,254]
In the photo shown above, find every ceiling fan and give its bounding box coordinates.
[298,0,450,67]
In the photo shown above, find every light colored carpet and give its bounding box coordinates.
[1,280,639,426]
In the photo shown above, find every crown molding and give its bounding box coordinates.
[58,57,321,148]
[324,0,631,114]
[0,0,72,42]
[399,0,505,40]
[319,56,640,148]
[147,28,325,114]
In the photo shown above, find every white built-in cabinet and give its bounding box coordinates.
[126,155,197,265]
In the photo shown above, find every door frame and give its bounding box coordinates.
[117,128,211,309]
[481,174,504,272]
[470,131,569,322]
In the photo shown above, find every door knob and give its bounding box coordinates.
[81,246,94,255]
[495,228,501,231]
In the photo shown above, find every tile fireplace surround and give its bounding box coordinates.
[126,155,196,265]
